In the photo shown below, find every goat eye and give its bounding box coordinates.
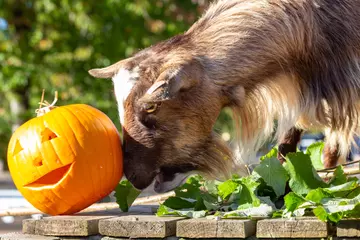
[144,103,158,113]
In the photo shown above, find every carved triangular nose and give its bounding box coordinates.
[41,128,58,142]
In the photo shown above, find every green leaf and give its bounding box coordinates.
[174,176,202,199]
[324,181,358,194]
[239,176,261,192]
[284,152,328,195]
[222,203,275,218]
[272,210,284,218]
[346,186,360,199]
[254,157,289,197]
[238,177,261,206]
[284,192,307,212]
[218,180,239,200]
[306,189,332,203]
[305,141,325,170]
[311,195,360,222]
[162,197,195,210]
[344,203,360,218]
[194,196,207,211]
[114,180,141,212]
[313,206,328,222]
[156,205,207,218]
[204,180,220,196]
[201,192,221,211]
[328,212,343,223]
[255,177,278,202]
[329,165,347,186]
[260,147,278,161]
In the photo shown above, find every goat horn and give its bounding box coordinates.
[146,80,168,94]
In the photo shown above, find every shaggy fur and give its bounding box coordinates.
[89,0,360,191]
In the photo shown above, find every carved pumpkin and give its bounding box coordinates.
[7,92,123,215]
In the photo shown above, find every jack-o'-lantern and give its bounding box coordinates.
[7,91,123,215]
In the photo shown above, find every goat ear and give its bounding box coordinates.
[140,67,198,103]
[88,58,132,79]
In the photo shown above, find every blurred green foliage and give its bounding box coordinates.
[0,0,236,169]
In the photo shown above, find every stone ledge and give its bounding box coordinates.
[99,215,183,238]
[337,219,360,237]
[176,218,256,238]
[0,232,103,240]
[256,217,329,238]
[23,215,115,236]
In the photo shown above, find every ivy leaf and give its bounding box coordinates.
[284,152,328,195]
[254,157,289,197]
[114,180,141,212]
[305,141,325,170]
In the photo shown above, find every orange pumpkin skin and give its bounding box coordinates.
[7,104,123,215]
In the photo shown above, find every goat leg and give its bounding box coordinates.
[323,142,340,168]
[277,127,303,163]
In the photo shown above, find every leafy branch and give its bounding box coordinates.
[115,141,360,223]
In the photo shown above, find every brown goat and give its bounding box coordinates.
[89,0,360,192]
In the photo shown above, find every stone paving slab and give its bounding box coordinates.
[256,218,329,238]
[101,237,179,240]
[176,219,256,238]
[337,219,360,237]
[0,232,103,240]
[99,215,184,238]
[21,205,159,237]
[23,215,115,236]
[1,233,59,240]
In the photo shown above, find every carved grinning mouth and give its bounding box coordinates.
[24,163,73,188]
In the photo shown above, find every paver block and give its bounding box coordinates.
[1,233,104,240]
[22,219,37,234]
[101,237,179,240]
[23,215,115,236]
[256,218,328,238]
[99,215,183,238]
[337,219,360,237]
[0,233,60,240]
[176,219,256,238]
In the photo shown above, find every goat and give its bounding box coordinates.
[89,0,360,192]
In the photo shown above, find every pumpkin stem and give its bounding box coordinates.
[36,90,59,117]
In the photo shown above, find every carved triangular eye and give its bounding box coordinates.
[41,128,58,142]
[33,156,43,167]
[13,139,23,155]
